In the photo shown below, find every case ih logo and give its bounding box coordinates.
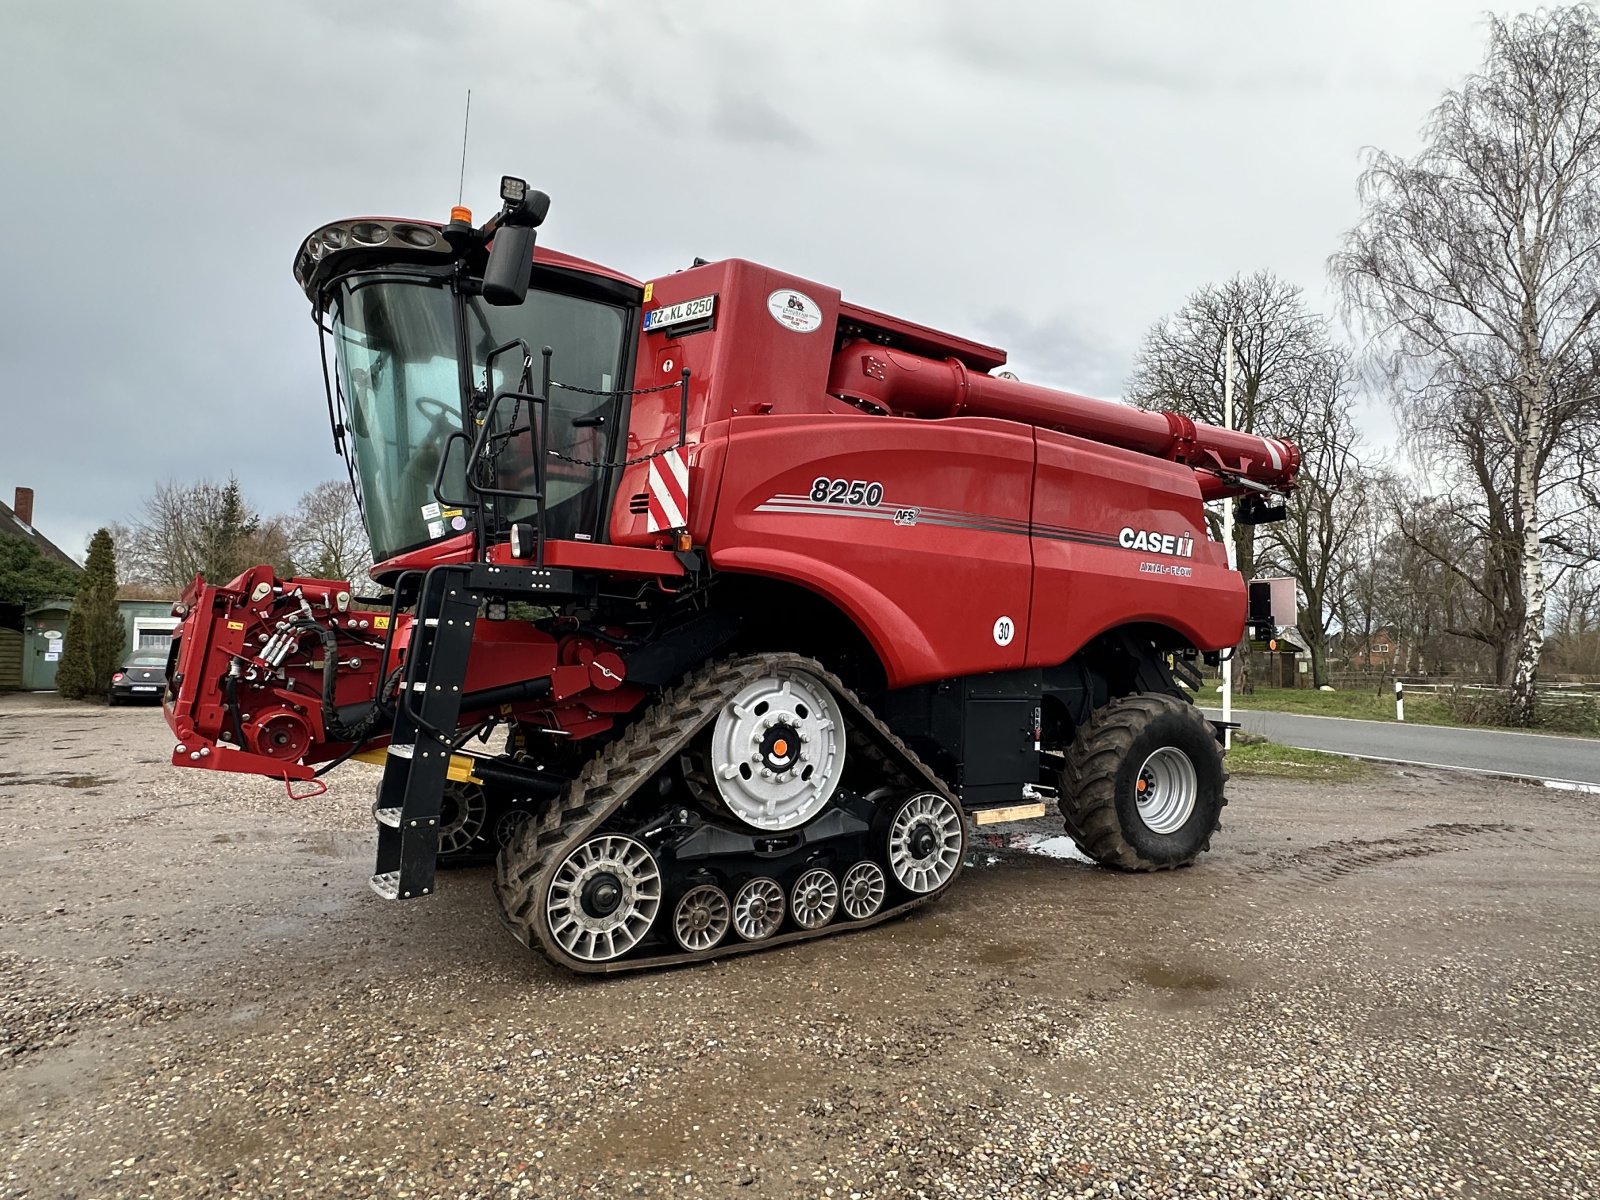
[1119,527,1195,558]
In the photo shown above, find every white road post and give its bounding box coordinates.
[1221,323,1236,751]
[1395,679,1405,722]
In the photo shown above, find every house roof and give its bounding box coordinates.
[0,499,82,570]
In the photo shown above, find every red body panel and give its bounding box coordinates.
[1027,432,1241,663]
[709,415,1037,686]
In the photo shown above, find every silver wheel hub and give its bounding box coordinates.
[732,877,785,941]
[672,883,731,952]
[1134,746,1198,834]
[710,670,844,832]
[546,835,662,962]
[790,868,839,929]
[840,860,887,920]
[888,793,963,894]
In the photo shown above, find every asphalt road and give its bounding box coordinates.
[1209,707,1600,787]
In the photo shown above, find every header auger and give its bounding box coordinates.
[162,175,1299,973]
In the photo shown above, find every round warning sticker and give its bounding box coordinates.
[993,616,1016,647]
[766,289,823,334]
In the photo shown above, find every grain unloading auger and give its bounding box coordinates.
[162,177,1299,973]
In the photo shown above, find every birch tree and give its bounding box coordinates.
[1333,6,1600,724]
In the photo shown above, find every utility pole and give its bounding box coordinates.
[1221,323,1236,750]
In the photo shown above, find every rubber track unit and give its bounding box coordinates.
[492,652,966,974]
[1059,692,1226,872]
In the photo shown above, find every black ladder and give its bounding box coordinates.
[369,567,481,900]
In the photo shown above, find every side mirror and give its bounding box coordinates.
[483,224,535,306]
[481,182,551,307]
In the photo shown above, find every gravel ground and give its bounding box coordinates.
[1,692,1597,1199]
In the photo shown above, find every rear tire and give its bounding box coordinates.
[1059,693,1226,871]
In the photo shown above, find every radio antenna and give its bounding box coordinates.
[457,89,472,206]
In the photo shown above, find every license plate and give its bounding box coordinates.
[643,294,715,333]
[132,686,159,693]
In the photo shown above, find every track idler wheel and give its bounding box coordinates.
[544,834,663,963]
[437,781,489,860]
[887,792,964,893]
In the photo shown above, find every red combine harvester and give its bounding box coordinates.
[163,178,1299,973]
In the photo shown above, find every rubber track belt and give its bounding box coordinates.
[492,652,967,975]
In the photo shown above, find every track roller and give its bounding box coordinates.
[672,883,731,952]
[839,860,887,920]
[790,867,839,929]
[733,877,785,941]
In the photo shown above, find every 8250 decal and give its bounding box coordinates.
[810,477,884,507]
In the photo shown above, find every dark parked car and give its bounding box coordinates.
[108,653,168,705]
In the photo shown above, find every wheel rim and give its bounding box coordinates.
[709,669,845,831]
[546,835,662,963]
[790,868,839,929]
[438,782,487,855]
[839,860,887,920]
[1134,746,1198,834]
[888,793,963,894]
[672,884,731,952]
[495,807,530,849]
[732,877,785,941]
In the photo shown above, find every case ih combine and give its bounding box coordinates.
[162,178,1299,973]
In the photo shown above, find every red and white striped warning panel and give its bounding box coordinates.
[645,448,690,532]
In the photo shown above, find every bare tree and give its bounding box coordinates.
[1546,566,1600,675]
[1254,350,1367,687]
[1127,271,1330,580]
[1333,7,1600,723]
[116,478,290,590]
[1331,476,1393,665]
[289,480,372,584]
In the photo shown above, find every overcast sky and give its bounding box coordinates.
[1,1,1510,564]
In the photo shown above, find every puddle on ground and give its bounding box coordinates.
[974,942,1036,965]
[1,773,114,789]
[1136,963,1226,993]
[967,830,1094,867]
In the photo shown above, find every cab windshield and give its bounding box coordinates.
[328,274,629,563]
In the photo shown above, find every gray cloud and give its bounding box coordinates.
[709,90,819,151]
[0,0,1495,564]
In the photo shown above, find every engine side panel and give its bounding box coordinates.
[1028,430,1244,661]
[707,415,1036,688]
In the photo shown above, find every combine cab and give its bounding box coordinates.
[163,177,1299,973]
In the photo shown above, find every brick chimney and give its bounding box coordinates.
[13,486,34,527]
